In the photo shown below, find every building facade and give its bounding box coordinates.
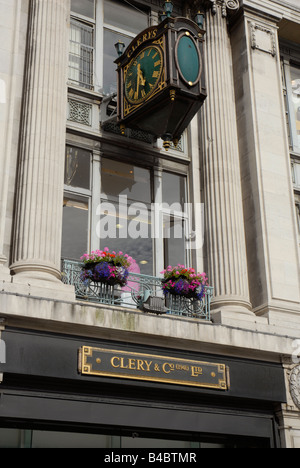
[0,0,300,448]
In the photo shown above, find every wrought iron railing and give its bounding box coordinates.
[61,259,213,321]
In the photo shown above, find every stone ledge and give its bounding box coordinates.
[0,290,299,363]
[0,276,76,302]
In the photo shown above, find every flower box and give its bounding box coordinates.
[161,264,209,301]
[80,248,136,287]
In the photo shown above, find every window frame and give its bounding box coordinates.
[69,3,96,91]
[64,1,198,273]
[62,145,93,261]
[280,41,300,251]
[281,41,300,155]
[285,61,300,154]
[101,0,150,96]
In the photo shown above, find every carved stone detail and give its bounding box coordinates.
[250,22,277,58]
[290,365,300,409]
[190,0,240,17]
[68,99,92,126]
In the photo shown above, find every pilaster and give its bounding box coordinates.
[231,5,300,325]
[10,0,75,300]
[199,0,253,321]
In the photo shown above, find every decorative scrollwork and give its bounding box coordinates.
[207,0,239,17]
[225,0,240,11]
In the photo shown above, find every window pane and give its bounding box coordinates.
[62,195,89,260]
[292,160,300,188]
[103,29,132,95]
[162,172,186,210]
[163,216,186,268]
[101,159,151,204]
[100,159,153,274]
[104,0,148,35]
[296,203,300,234]
[71,0,95,19]
[103,0,149,96]
[103,237,153,276]
[290,65,300,149]
[98,199,153,275]
[65,146,91,190]
[69,20,94,90]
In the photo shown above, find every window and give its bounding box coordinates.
[284,60,300,153]
[292,159,300,189]
[71,0,95,19]
[103,0,149,95]
[62,146,92,260]
[162,172,188,268]
[297,204,300,233]
[69,0,95,90]
[289,65,300,151]
[69,19,94,90]
[62,195,90,260]
[61,148,192,275]
[296,200,300,235]
[64,2,193,274]
[100,158,153,275]
[281,45,300,253]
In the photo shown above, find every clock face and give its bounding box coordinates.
[125,46,163,105]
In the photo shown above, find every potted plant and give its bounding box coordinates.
[160,264,209,301]
[80,248,136,287]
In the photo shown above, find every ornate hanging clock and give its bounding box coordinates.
[115,17,207,149]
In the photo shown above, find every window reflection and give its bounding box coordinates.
[162,172,187,211]
[101,159,153,274]
[65,146,91,190]
[104,0,148,35]
[103,0,149,96]
[162,172,187,268]
[103,30,132,95]
[71,0,95,19]
[101,159,151,203]
[163,216,186,267]
[62,195,89,261]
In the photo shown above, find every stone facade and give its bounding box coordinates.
[0,0,300,448]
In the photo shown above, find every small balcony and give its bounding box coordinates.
[61,259,213,321]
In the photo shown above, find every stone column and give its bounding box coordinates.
[0,0,23,281]
[199,0,252,318]
[10,0,72,294]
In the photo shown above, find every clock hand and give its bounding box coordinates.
[137,63,146,87]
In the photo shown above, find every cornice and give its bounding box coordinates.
[239,0,284,23]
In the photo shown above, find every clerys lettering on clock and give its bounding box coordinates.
[125,46,163,105]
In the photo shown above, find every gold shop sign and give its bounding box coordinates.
[78,347,229,390]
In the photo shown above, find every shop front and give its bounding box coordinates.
[0,327,286,448]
